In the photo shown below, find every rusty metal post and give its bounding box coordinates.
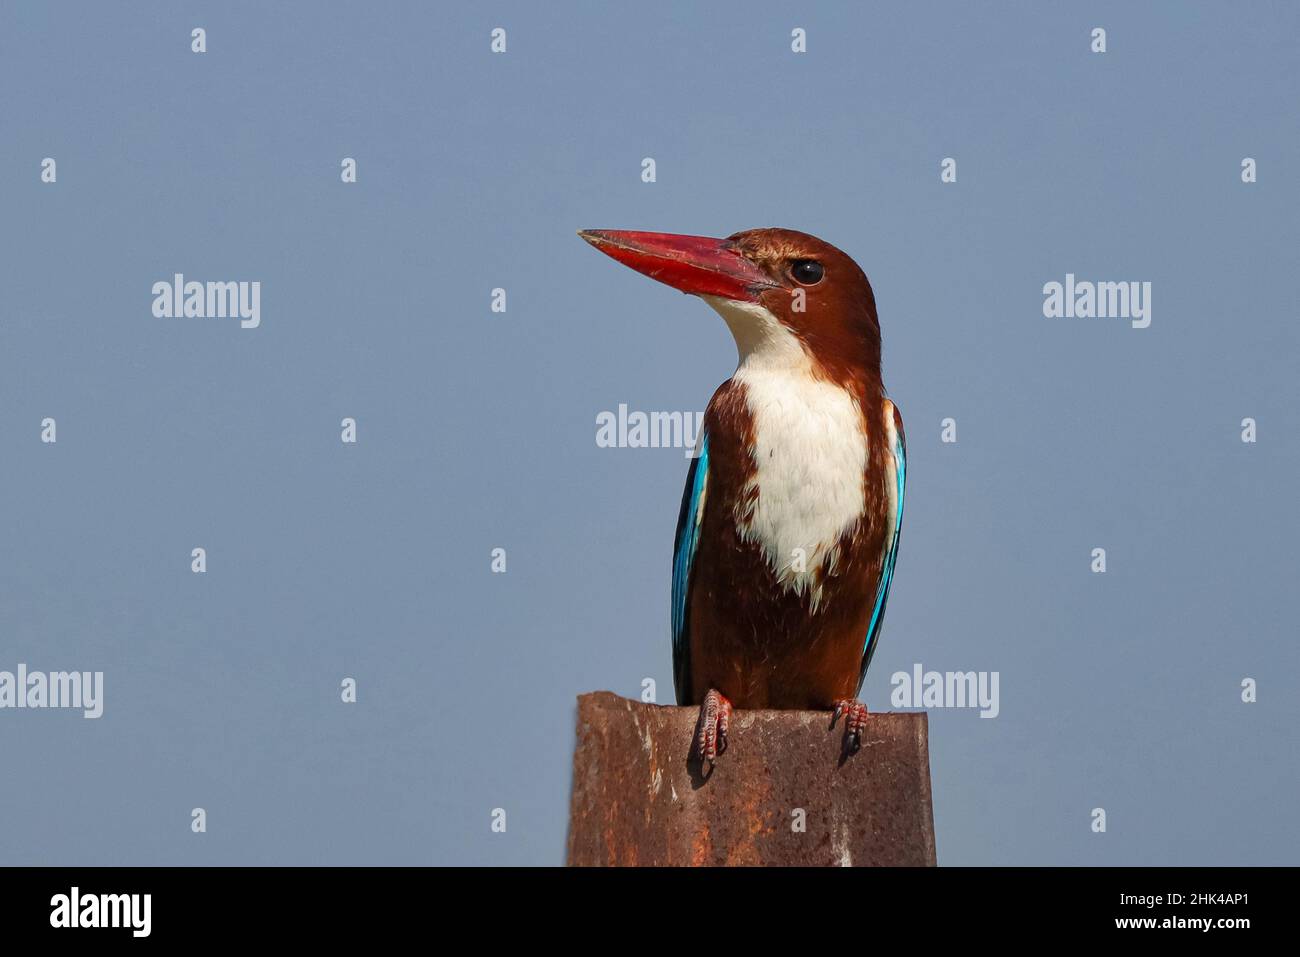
[566,691,936,866]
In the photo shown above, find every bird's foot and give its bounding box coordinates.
[832,699,870,755]
[694,688,733,770]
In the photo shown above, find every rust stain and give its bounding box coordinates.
[690,823,712,867]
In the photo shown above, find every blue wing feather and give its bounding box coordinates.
[859,410,906,689]
[671,432,709,704]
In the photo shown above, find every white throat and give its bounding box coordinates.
[703,295,810,373]
[703,296,869,610]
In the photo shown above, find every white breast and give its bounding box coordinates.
[701,295,872,609]
[733,365,868,608]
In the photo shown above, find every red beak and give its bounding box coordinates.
[578,229,778,302]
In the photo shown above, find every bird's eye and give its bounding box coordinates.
[790,260,824,285]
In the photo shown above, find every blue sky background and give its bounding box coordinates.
[1,1,1297,865]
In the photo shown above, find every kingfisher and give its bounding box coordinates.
[579,228,906,765]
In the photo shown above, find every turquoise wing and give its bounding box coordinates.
[858,406,906,689]
[671,432,709,704]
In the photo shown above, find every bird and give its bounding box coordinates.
[578,228,906,766]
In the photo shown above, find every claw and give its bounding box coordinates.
[832,699,869,755]
[695,688,733,767]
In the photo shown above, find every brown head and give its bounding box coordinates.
[578,227,882,398]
